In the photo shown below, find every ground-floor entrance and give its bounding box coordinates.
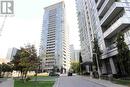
[101,55,127,77]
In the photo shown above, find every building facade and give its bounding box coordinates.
[6,47,18,61]
[70,45,80,62]
[76,0,130,75]
[40,1,70,73]
[76,0,99,73]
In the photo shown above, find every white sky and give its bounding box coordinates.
[0,0,80,58]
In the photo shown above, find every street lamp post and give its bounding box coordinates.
[93,53,101,79]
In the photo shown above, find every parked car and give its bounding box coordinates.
[68,72,72,76]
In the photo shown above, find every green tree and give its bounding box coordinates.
[1,63,8,77]
[11,44,39,80]
[79,52,84,74]
[11,49,25,78]
[70,62,80,73]
[92,37,102,71]
[116,32,130,76]
[0,63,13,77]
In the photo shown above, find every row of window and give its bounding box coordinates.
[47,39,55,42]
[47,36,55,39]
[46,49,55,52]
[49,15,56,18]
[46,46,55,49]
[46,58,55,60]
[47,40,55,43]
[48,26,56,28]
[45,59,55,64]
[46,51,55,54]
[47,38,55,41]
[45,65,54,67]
[46,55,55,57]
[48,28,56,31]
[47,34,55,38]
[47,33,55,36]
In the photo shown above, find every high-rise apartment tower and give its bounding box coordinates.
[40,1,70,73]
[76,0,130,75]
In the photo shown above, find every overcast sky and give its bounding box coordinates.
[0,0,80,58]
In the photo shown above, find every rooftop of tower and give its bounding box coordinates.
[44,1,64,10]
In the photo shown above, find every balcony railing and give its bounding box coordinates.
[101,2,124,26]
[102,43,118,59]
[98,0,115,18]
[102,43,130,59]
[104,17,130,39]
[97,0,105,10]
[106,43,116,51]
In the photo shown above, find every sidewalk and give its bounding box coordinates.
[80,76,127,87]
[0,78,14,87]
[53,75,128,87]
[53,78,59,87]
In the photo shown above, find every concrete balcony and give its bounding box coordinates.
[107,43,116,51]
[98,0,115,18]
[101,2,124,26]
[104,17,130,39]
[95,0,98,3]
[102,43,130,59]
[102,44,117,59]
[97,0,105,10]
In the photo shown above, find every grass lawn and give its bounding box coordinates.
[14,80,55,87]
[113,79,130,86]
[31,76,59,80]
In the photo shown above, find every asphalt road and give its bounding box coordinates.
[55,76,106,87]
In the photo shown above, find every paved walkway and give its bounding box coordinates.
[53,75,127,87]
[0,78,14,87]
[80,76,127,87]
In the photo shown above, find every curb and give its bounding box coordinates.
[53,78,59,87]
[79,76,106,87]
[79,76,127,87]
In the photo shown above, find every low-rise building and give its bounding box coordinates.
[70,45,80,62]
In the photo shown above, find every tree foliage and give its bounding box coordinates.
[70,62,80,73]
[0,63,13,77]
[92,37,102,71]
[11,44,40,80]
[116,32,130,76]
[79,52,85,74]
[79,52,82,63]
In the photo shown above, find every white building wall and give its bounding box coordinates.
[76,0,130,74]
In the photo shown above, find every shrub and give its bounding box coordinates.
[26,77,31,81]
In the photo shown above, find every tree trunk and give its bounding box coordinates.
[120,61,127,76]
[21,70,24,80]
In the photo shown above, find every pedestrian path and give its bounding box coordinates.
[80,76,127,87]
[53,75,127,87]
[0,78,14,87]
